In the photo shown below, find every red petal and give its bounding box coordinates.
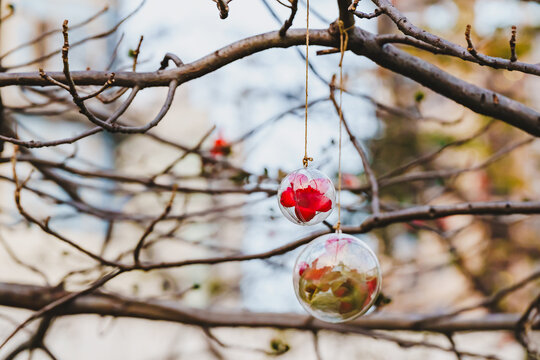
[317,196,332,212]
[362,278,378,307]
[280,187,295,207]
[295,187,332,214]
[295,205,316,222]
[298,261,309,276]
[311,178,331,193]
[213,138,227,147]
[295,187,320,208]
[367,278,378,295]
[303,265,332,281]
[290,173,309,188]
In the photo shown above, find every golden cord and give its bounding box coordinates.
[335,20,351,233]
[302,0,312,168]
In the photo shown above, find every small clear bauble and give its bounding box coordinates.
[293,232,382,323]
[277,167,336,226]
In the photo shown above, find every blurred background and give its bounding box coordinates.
[0,0,539,359]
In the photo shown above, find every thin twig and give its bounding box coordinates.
[509,25,517,62]
[133,187,177,264]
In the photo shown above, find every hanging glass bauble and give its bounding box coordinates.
[277,167,336,226]
[293,233,382,323]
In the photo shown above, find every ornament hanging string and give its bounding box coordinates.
[303,0,313,168]
[334,20,352,233]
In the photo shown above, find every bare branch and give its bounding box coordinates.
[0,282,537,334]
[133,188,177,264]
[278,0,298,37]
[348,1,382,20]
[371,0,540,76]
[510,25,518,62]
[337,0,355,29]
[0,5,109,62]
[1,28,537,136]
[3,1,145,70]
[0,270,122,351]
[213,0,232,19]
[329,78,380,216]
[515,294,540,358]
[159,53,184,70]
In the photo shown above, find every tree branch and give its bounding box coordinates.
[371,0,540,76]
[0,282,537,333]
[0,28,536,136]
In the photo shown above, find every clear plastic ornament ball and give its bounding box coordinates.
[277,167,336,226]
[293,233,382,323]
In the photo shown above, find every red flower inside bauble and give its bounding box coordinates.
[279,173,333,222]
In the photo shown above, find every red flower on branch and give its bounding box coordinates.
[280,173,333,222]
[342,173,361,188]
[210,136,231,157]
